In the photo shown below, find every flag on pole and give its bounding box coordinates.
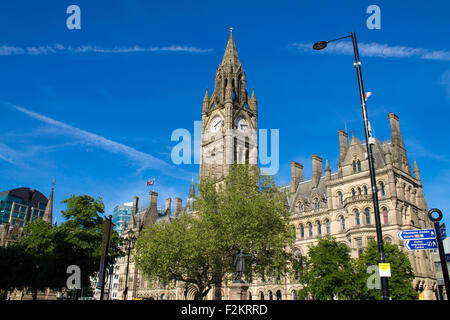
[146,179,155,186]
[364,91,373,101]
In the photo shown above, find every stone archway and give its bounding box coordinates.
[185,284,200,300]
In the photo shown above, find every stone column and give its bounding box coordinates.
[228,282,249,300]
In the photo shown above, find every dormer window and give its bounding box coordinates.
[314,198,319,209]
[353,159,362,173]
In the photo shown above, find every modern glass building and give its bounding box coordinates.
[0,187,48,228]
[111,202,146,236]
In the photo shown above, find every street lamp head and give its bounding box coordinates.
[312,41,328,50]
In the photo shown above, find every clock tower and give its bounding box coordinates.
[199,29,258,180]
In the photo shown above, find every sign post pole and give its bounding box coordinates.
[428,208,450,299]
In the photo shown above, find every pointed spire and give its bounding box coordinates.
[43,184,54,224]
[413,159,421,181]
[221,28,240,69]
[203,89,209,102]
[249,88,257,112]
[202,88,210,113]
[188,176,196,199]
[325,159,331,179]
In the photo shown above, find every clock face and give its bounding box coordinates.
[236,117,248,132]
[210,117,222,133]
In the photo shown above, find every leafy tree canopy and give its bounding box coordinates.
[135,164,295,299]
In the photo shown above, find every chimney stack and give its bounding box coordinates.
[175,197,183,215]
[311,154,322,187]
[149,191,158,208]
[132,196,139,215]
[165,198,172,213]
[338,130,348,167]
[290,161,303,194]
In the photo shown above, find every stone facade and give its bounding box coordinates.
[117,30,438,300]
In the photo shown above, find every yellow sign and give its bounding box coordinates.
[378,263,391,277]
[418,293,423,300]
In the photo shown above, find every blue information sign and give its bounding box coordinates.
[404,239,438,251]
[439,223,446,240]
[398,229,436,241]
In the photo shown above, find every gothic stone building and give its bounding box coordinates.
[117,30,437,300]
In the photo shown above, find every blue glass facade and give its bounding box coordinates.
[111,204,132,236]
[0,188,48,227]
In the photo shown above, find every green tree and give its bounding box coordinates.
[298,236,358,300]
[135,164,295,299]
[355,240,418,300]
[0,195,122,300]
[58,195,122,293]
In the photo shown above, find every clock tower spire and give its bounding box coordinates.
[199,29,258,180]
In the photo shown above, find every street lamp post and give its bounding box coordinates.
[313,32,390,300]
[123,230,136,300]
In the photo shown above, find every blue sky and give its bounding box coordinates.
[0,0,449,228]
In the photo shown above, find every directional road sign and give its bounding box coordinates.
[404,239,438,251]
[398,229,436,241]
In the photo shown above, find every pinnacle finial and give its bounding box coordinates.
[230,27,233,33]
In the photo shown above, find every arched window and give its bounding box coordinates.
[276,290,282,300]
[363,185,368,195]
[383,207,389,224]
[300,224,305,238]
[269,291,273,300]
[337,191,343,207]
[358,187,362,195]
[352,188,356,197]
[317,221,322,235]
[292,225,296,238]
[355,209,360,225]
[308,222,313,237]
[385,237,393,244]
[341,216,346,231]
[314,198,319,209]
[292,290,297,300]
[353,160,357,173]
[357,160,361,172]
[326,220,331,234]
[260,292,264,300]
[365,208,371,224]
[249,292,252,300]
[379,182,386,197]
